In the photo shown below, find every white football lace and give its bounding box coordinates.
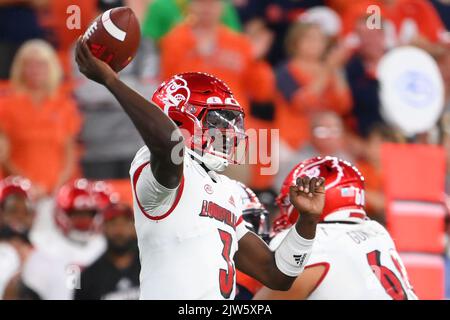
[83,21,98,40]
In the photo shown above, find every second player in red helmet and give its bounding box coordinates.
[55,179,117,244]
[75,37,327,299]
[274,156,366,231]
[32,179,117,268]
[255,156,417,300]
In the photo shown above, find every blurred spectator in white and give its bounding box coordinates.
[73,2,158,180]
[0,39,81,198]
[30,179,111,269]
[275,22,352,160]
[274,111,352,191]
[345,17,387,137]
[0,176,71,300]
[0,242,20,298]
[0,0,48,79]
[74,203,139,300]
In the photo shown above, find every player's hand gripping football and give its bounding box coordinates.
[75,37,118,86]
[289,176,326,217]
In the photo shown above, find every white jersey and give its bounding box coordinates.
[31,223,106,269]
[21,249,72,300]
[0,244,72,300]
[130,146,249,300]
[270,212,417,300]
[0,243,20,299]
[30,196,106,269]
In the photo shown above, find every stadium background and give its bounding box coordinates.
[0,0,449,299]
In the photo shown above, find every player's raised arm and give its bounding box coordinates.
[75,38,183,188]
[234,176,325,291]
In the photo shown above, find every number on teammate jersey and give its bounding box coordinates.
[366,250,407,300]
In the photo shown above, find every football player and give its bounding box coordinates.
[31,179,116,267]
[254,156,418,300]
[75,39,326,299]
[0,176,71,299]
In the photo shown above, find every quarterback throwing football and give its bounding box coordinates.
[75,39,325,299]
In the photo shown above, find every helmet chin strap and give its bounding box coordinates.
[185,149,229,172]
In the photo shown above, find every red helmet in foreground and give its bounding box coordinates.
[273,156,366,233]
[55,179,119,243]
[152,72,247,172]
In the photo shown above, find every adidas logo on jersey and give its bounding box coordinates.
[228,196,235,207]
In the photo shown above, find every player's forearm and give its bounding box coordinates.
[236,233,300,291]
[294,213,320,240]
[104,76,183,158]
[261,257,297,291]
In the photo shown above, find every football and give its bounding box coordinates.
[82,6,141,72]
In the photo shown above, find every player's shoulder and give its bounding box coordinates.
[363,219,396,246]
[362,219,390,235]
[214,173,241,196]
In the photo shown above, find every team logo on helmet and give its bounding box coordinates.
[303,167,320,178]
[156,76,191,113]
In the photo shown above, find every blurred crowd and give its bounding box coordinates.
[1,0,450,299]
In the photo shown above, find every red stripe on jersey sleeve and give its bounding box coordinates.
[132,161,185,221]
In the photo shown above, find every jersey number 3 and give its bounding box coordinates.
[218,229,235,299]
[366,250,407,300]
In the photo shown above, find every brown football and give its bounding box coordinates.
[82,7,141,72]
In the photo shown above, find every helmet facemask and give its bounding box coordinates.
[187,108,247,172]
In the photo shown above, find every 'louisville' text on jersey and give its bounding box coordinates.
[199,200,237,229]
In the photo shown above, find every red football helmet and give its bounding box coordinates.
[0,176,34,237]
[0,176,32,205]
[273,156,366,233]
[232,180,270,242]
[55,179,118,243]
[152,72,247,171]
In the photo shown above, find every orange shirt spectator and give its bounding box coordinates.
[160,0,276,189]
[0,40,81,197]
[160,1,275,124]
[341,0,448,48]
[160,22,272,123]
[275,23,352,151]
[0,91,80,194]
[38,0,97,78]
